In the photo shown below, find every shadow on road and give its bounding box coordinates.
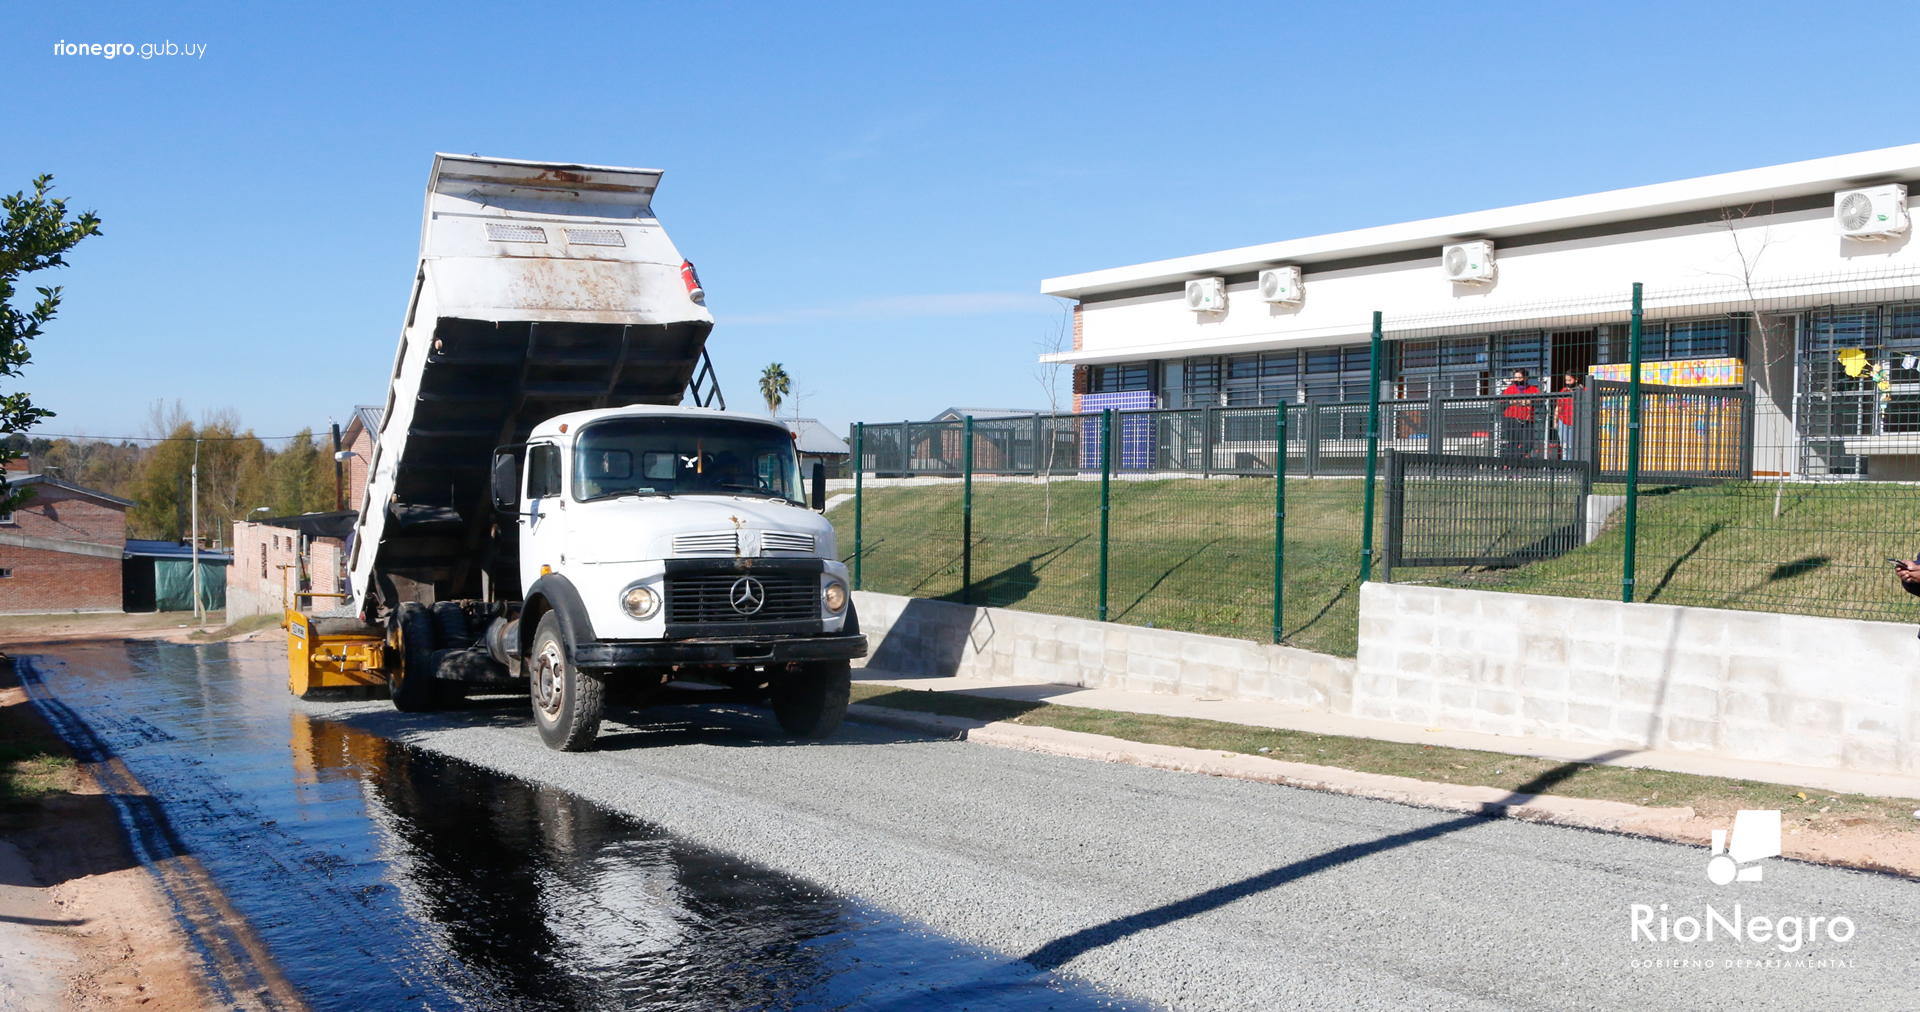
[1021,748,1644,971]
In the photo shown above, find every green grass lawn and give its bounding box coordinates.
[838,475,1920,658]
[1445,480,1920,625]
[850,683,1918,829]
[837,477,1375,656]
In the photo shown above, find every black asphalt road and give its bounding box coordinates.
[33,639,1920,1011]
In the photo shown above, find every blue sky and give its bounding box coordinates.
[4,1,1915,442]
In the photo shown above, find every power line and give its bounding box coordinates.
[3,431,326,444]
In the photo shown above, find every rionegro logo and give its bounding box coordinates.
[1708,809,1781,884]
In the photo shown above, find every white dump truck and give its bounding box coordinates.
[286,155,864,751]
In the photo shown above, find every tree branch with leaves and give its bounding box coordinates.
[0,175,101,508]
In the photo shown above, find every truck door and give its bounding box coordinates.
[520,441,566,578]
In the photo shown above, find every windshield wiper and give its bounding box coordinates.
[706,484,804,505]
[578,490,674,503]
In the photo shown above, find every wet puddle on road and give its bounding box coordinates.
[21,640,1149,1011]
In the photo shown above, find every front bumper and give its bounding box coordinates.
[572,633,868,668]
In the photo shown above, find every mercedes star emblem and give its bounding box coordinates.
[728,576,766,615]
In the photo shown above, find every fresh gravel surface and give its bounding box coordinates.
[291,669,1920,1012]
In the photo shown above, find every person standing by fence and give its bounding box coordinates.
[1500,369,1539,458]
[1555,372,1581,459]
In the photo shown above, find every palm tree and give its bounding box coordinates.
[758,363,791,417]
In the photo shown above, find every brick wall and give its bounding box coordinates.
[0,483,128,613]
[5,485,126,547]
[347,428,375,515]
[228,521,304,617]
[0,546,121,613]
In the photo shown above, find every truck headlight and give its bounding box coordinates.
[822,581,847,614]
[621,586,660,619]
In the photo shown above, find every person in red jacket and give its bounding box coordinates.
[1555,372,1581,459]
[1499,369,1539,458]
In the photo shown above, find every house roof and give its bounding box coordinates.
[928,407,1043,422]
[1042,142,1920,301]
[782,419,850,456]
[5,473,135,508]
[124,539,233,562]
[341,405,384,447]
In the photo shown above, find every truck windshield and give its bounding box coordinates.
[573,416,803,503]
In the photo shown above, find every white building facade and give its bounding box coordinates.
[1043,144,1920,479]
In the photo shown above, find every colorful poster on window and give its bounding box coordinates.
[1588,356,1744,387]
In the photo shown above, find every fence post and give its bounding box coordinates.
[1360,311,1383,583]
[962,415,974,605]
[1099,408,1112,622]
[1273,406,1286,644]
[1202,404,1214,478]
[1623,282,1644,604]
[853,422,864,591]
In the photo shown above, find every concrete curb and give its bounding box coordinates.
[845,703,1696,835]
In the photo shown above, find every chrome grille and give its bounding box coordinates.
[673,532,738,556]
[667,571,816,623]
[484,222,547,243]
[760,531,815,554]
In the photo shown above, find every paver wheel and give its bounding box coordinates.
[529,613,604,751]
[389,601,442,712]
[772,660,850,739]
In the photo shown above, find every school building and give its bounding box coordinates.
[1043,143,1920,481]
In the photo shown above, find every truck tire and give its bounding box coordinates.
[772,660,850,739]
[390,601,442,712]
[529,612,604,751]
[432,601,472,649]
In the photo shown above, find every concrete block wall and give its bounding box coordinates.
[851,591,1354,710]
[1357,582,1920,775]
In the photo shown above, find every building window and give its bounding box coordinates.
[0,512,13,525]
[0,568,14,578]
[1088,363,1153,394]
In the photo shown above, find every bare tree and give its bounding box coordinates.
[1710,203,1794,517]
[1032,299,1075,533]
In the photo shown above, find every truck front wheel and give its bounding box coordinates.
[529,613,605,751]
[771,660,850,739]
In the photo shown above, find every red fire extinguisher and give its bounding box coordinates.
[680,260,705,305]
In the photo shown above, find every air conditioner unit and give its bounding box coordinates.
[1442,241,1496,284]
[1185,277,1228,313]
[1259,267,1303,305]
[1835,184,1909,240]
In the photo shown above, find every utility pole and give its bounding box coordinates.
[191,438,203,626]
[332,421,344,512]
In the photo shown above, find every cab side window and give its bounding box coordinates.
[526,444,562,499]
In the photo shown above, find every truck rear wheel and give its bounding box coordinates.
[390,601,443,713]
[529,613,604,751]
[772,660,850,739]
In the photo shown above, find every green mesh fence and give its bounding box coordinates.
[842,269,1920,659]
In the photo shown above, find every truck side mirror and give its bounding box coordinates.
[810,461,827,511]
[491,448,522,511]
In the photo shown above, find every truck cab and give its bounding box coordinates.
[496,405,862,748]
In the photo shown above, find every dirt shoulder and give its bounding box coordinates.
[0,611,282,650]
[848,684,1920,879]
[0,661,214,1011]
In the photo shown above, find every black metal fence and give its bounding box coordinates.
[1384,450,1592,571]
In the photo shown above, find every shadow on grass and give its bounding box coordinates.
[1284,578,1354,645]
[1643,522,1723,604]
